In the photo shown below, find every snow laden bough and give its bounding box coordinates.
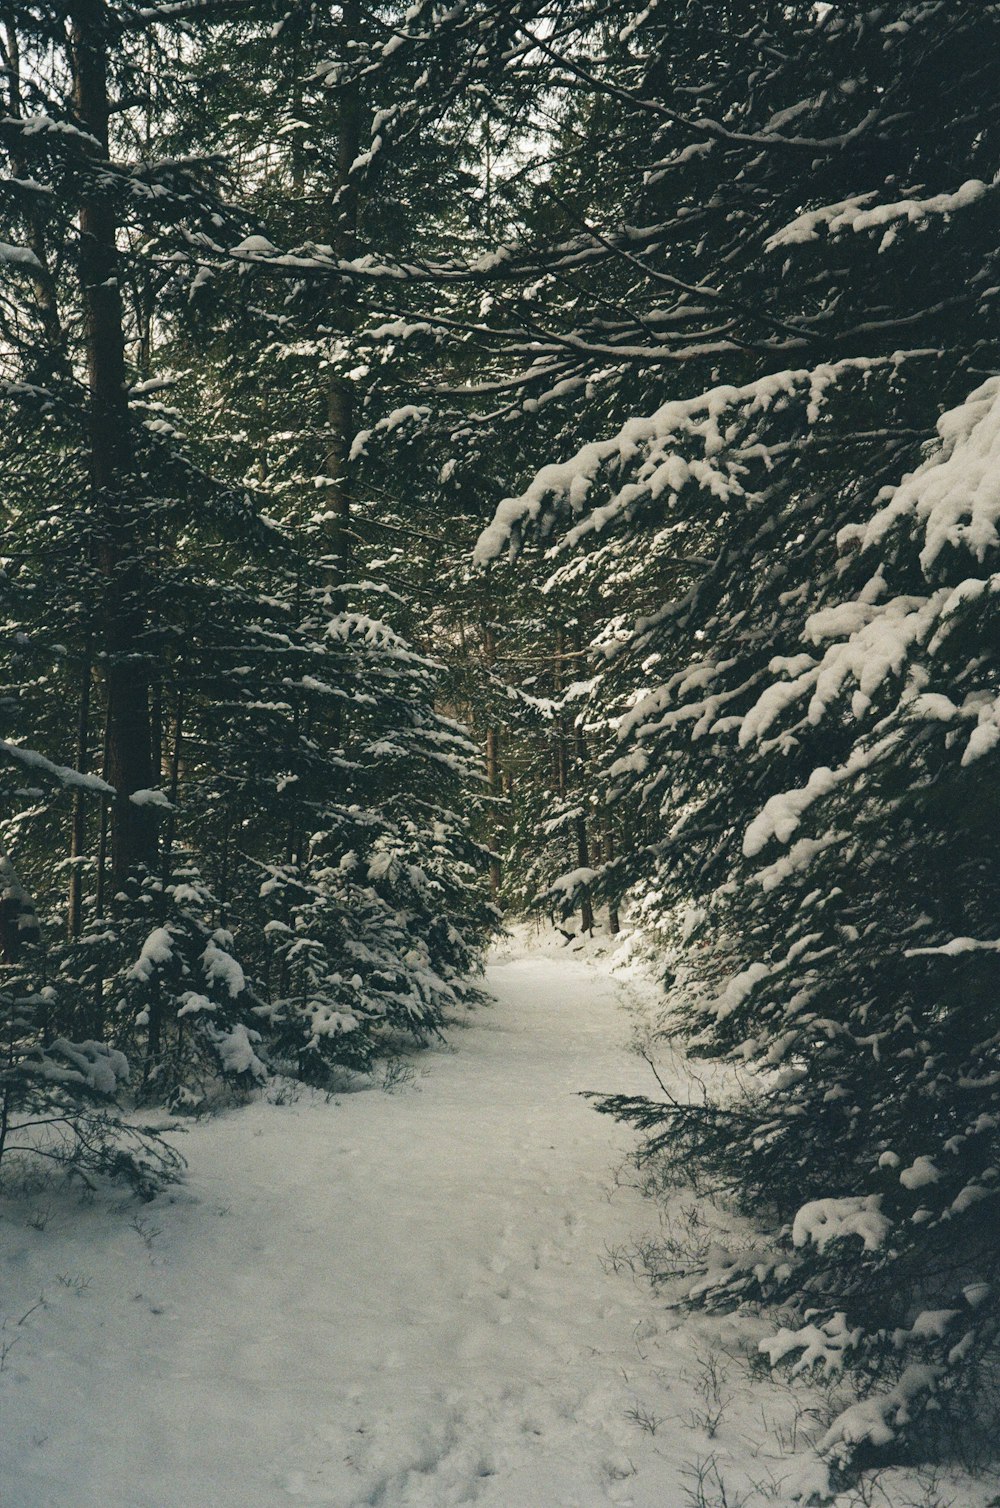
[474,2,1000,1487]
[481,376,1000,1478]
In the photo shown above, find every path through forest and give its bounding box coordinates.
[3,946,724,1506]
[3,944,963,1508]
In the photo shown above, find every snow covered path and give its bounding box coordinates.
[8,945,994,1508]
[6,950,726,1508]
[23,945,978,1508]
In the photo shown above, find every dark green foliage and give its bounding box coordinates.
[0,0,494,1128]
[471,0,1000,1471]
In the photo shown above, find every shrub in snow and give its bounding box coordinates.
[0,854,181,1195]
[256,811,487,1080]
[45,866,263,1111]
[583,369,1000,1473]
[197,585,495,1082]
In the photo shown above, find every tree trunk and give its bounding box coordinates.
[67,655,92,939]
[486,726,502,903]
[554,627,568,797]
[70,0,157,888]
[94,703,111,922]
[572,631,594,934]
[601,809,620,935]
[1,11,64,365]
[322,0,362,612]
[161,691,183,882]
[483,622,502,901]
[574,803,594,934]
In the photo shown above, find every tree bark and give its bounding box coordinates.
[483,622,503,901]
[161,691,183,882]
[1,11,64,365]
[70,0,157,887]
[572,630,594,934]
[601,808,620,935]
[67,655,92,938]
[322,0,362,612]
[553,627,568,797]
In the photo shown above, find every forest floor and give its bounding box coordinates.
[2,932,997,1508]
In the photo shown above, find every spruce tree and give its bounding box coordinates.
[475,0,1000,1475]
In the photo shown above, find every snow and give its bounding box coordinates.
[1,948,714,1507]
[177,991,214,1018]
[897,1310,960,1344]
[804,594,931,713]
[742,734,900,857]
[231,235,280,256]
[474,358,896,565]
[739,591,944,743]
[906,936,1000,957]
[791,1194,892,1253]
[33,1039,130,1094]
[713,959,772,1020]
[0,739,114,796]
[200,932,246,998]
[843,376,1000,573]
[4,942,997,1508]
[130,925,175,983]
[543,865,599,898]
[743,766,840,855]
[766,178,993,251]
[754,832,847,893]
[211,1022,264,1077]
[0,242,44,271]
[350,134,383,173]
[818,1364,942,1465]
[899,1157,940,1191]
[16,114,101,148]
[760,1311,862,1378]
[128,787,174,809]
[961,695,1000,766]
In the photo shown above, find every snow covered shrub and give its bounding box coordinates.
[256,802,488,1080]
[0,855,181,1196]
[179,576,495,1084]
[103,870,265,1108]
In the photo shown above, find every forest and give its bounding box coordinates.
[2,2,1000,1505]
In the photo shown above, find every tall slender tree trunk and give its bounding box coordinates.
[67,654,92,938]
[323,0,362,613]
[70,0,157,888]
[1,10,64,364]
[552,626,592,929]
[320,0,362,778]
[573,781,594,934]
[601,809,620,935]
[485,726,502,903]
[94,705,111,922]
[483,622,503,901]
[553,627,568,798]
[161,690,183,882]
[572,630,594,934]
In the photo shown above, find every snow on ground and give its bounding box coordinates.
[3,934,998,1507]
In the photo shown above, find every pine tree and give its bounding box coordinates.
[1,2,496,1108]
[475,0,1000,1475]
